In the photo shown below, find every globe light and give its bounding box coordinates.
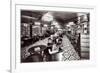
[42,12,53,22]
[83,15,88,21]
[66,24,70,27]
[68,22,75,26]
[23,23,28,27]
[34,21,41,25]
[51,26,54,29]
[51,21,61,29]
[44,24,48,27]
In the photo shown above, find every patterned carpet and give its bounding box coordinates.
[21,35,80,61]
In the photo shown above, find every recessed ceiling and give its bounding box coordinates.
[21,10,77,24]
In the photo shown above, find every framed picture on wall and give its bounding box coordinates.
[11,0,96,73]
